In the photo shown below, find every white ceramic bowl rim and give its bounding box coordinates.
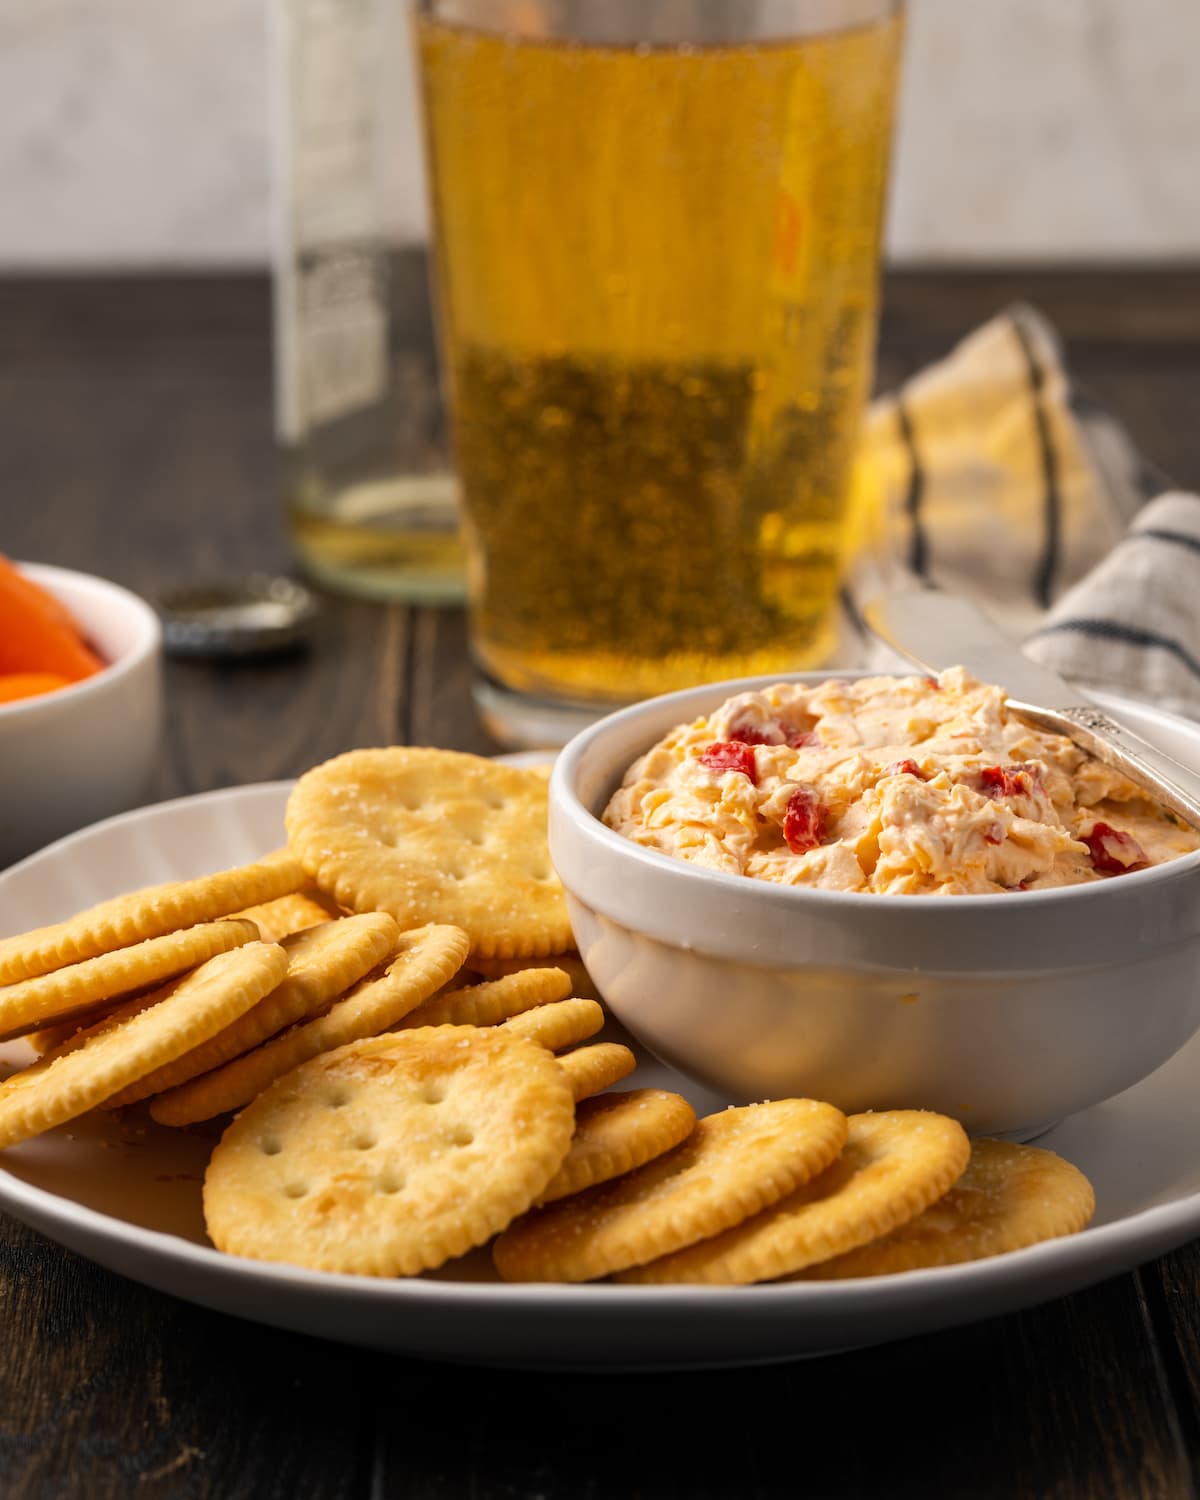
[0,562,162,721]
[550,670,1200,970]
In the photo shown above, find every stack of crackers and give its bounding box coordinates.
[0,748,1095,1283]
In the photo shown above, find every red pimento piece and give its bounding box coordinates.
[727,723,775,747]
[984,821,1005,846]
[979,765,1027,800]
[726,721,818,750]
[886,758,925,780]
[1083,822,1149,876]
[783,785,827,854]
[699,741,757,784]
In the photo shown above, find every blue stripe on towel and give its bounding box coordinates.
[1030,617,1200,683]
[1125,527,1200,561]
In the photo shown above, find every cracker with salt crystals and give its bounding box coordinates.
[0,918,261,1041]
[499,998,604,1051]
[795,1137,1094,1278]
[537,1089,697,1206]
[557,1042,637,1101]
[202,1026,575,1277]
[0,851,304,986]
[149,924,469,1126]
[619,1110,970,1285]
[493,1098,847,1283]
[104,913,399,1108]
[395,966,571,1031]
[0,943,289,1149]
[285,748,572,957]
[467,951,599,1001]
[229,890,340,943]
[25,1016,93,1058]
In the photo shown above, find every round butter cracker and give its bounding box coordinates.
[537,1089,698,1206]
[620,1109,971,1285]
[0,942,289,1148]
[556,1043,637,1102]
[493,1098,847,1283]
[0,851,304,985]
[467,951,599,1000]
[0,918,261,1041]
[105,913,399,1108]
[499,998,604,1052]
[203,1026,576,1276]
[796,1137,1095,1278]
[395,966,571,1031]
[285,747,572,957]
[149,923,469,1126]
[228,890,341,943]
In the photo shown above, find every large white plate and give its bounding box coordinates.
[2,779,1200,1370]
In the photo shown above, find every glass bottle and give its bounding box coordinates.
[269,0,464,603]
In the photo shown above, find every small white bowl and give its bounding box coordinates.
[549,672,1200,1139]
[0,563,162,866]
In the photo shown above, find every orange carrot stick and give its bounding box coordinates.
[0,556,105,680]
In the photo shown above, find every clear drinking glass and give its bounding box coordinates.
[412,0,905,743]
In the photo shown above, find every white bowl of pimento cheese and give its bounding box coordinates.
[549,669,1200,1138]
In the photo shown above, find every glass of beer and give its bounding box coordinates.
[412,0,905,745]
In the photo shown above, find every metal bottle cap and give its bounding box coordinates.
[157,575,320,658]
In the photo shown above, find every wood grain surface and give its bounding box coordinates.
[1,270,1198,1498]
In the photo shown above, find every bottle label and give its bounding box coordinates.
[295,245,388,430]
[272,0,387,439]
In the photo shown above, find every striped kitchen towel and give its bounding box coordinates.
[847,303,1200,718]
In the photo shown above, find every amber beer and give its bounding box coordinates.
[415,4,903,729]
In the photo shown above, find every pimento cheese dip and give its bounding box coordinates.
[602,669,1200,895]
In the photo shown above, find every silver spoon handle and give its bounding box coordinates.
[1009,699,1200,831]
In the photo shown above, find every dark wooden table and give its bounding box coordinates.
[2,269,1200,1499]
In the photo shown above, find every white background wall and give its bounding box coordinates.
[2,0,1199,268]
